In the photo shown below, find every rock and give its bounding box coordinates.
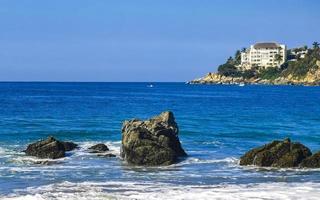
[88,144,109,152]
[121,111,187,166]
[34,160,61,165]
[240,138,312,168]
[61,141,78,151]
[300,152,320,168]
[25,137,78,159]
[97,153,116,158]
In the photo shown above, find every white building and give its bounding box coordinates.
[290,47,308,59]
[240,42,287,70]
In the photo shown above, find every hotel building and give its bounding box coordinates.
[240,42,287,70]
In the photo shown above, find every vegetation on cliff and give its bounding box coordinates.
[281,45,320,78]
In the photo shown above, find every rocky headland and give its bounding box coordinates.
[189,46,320,86]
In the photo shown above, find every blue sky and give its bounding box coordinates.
[0,0,319,82]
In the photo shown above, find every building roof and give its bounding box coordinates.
[253,42,279,49]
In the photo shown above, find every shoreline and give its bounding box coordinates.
[187,73,320,86]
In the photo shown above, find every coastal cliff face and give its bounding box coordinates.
[190,59,320,86]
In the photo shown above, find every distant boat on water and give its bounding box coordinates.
[239,83,245,87]
[147,84,154,88]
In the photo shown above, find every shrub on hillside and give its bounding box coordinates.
[217,63,241,77]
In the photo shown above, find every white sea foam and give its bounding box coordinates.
[202,140,223,145]
[240,164,320,172]
[2,181,320,200]
[0,146,23,159]
[174,157,239,167]
[0,147,6,155]
[76,140,121,155]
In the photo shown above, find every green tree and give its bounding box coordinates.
[275,54,283,65]
[241,69,256,79]
[241,47,247,53]
[227,56,234,63]
[234,50,241,65]
[313,42,319,49]
[259,67,281,80]
[217,63,240,77]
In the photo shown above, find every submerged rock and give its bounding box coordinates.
[88,144,109,153]
[97,153,116,158]
[300,152,320,168]
[240,138,311,168]
[121,111,187,166]
[25,136,78,159]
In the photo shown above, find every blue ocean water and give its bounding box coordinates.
[1,82,320,199]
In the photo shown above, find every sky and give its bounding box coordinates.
[0,0,319,82]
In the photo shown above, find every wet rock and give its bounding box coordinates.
[121,111,187,166]
[97,153,116,158]
[300,152,320,168]
[25,136,78,159]
[34,160,61,165]
[240,138,312,168]
[88,144,109,153]
[61,142,78,151]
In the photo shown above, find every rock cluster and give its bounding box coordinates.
[189,73,246,85]
[121,111,187,166]
[240,138,320,168]
[24,136,78,159]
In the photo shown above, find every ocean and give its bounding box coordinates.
[1,82,320,199]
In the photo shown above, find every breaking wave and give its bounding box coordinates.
[2,181,320,200]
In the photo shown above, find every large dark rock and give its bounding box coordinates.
[240,138,312,167]
[25,137,78,159]
[88,144,109,153]
[121,111,187,166]
[62,141,78,151]
[300,152,320,168]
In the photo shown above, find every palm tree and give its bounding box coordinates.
[227,56,233,63]
[235,50,241,64]
[313,42,319,49]
[241,47,247,53]
[275,54,283,65]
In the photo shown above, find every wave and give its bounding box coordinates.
[240,164,320,172]
[0,147,6,155]
[201,140,223,145]
[175,157,239,167]
[2,181,320,200]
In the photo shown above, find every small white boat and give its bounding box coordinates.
[147,84,154,88]
[239,83,245,87]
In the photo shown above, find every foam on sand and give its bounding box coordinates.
[2,181,320,200]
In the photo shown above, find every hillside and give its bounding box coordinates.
[190,45,320,86]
